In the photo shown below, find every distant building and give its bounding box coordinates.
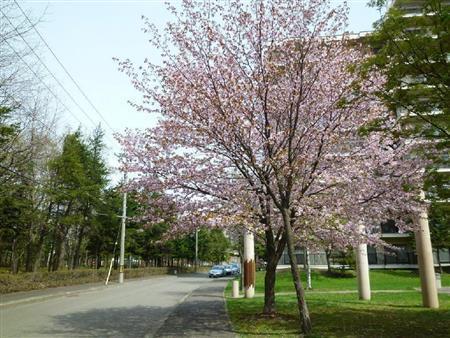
[280,0,449,270]
[278,223,450,269]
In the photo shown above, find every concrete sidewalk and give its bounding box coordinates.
[244,288,450,298]
[155,278,235,338]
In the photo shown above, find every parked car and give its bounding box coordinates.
[223,264,233,275]
[208,265,226,278]
[230,263,240,275]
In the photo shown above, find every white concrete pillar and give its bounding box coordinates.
[232,280,239,298]
[415,193,439,308]
[355,242,371,300]
[243,230,255,298]
[305,248,312,289]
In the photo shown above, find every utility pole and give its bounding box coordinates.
[243,230,255,298]
[119,175,127,284]
[195,228,199,272]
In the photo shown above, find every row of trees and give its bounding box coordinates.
[0,115,231,273]
[0,2,230,275]
[0,115,109,273]
[0,116,231,273]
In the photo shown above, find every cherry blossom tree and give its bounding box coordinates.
[117,0,425,333]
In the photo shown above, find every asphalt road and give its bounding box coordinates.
[0,274,234,338]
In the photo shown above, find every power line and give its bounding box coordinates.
[8,95,64,142]
[13,0,116,135]
[1,96,120,210]
[1,15,117,146]
[1,35,86,128]
[0,163,39,184]
[1,10,100,130]
[0,162,111,208]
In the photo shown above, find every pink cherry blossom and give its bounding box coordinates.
[116,0,426,332]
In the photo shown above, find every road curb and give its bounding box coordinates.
[153,278,235,338]
[143,286,197,338]
[0,284,118,308]
[177,289,193,305]
[223,282,237,338]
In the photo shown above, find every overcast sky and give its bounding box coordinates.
[16,0,383,183]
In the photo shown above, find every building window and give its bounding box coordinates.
[381,220,399,233]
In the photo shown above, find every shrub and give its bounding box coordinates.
[0,266,200,294]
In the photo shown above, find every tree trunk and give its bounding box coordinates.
[325,248,332,273]
[25,218,39,272]
[11,238,19,274]
[263,255,277,315]
[51,204,68,272]
[114,252,119,269]
[263,231,286,315]
[32,238,44,273]
[25,240,34,272]
[96,251,102,269]
[52,233,63,271]
[72,225,86,269]
[47,242,54,272]
[32,227,47,278]
[282,209,312,334]
[6,251,12,267]
[59,238,67,270]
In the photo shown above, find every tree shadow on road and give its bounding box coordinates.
[36,276,233,337]
[39,306,171,337]
[154,282,234,337]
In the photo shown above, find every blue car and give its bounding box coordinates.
[230,263,240,275]
[223,264,233,275]
[208,265,226,278]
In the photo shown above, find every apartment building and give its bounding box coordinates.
[280,0,449,270]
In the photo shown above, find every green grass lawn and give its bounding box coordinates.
[251,269,450,293]
[226,270,450,337]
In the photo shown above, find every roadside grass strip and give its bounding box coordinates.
[226,270,450,338]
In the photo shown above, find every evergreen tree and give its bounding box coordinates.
[47,132,86,271]
[198,229,230,264]
[369,0,449,140]
[368,0,449,249]
[71,126,108,269]
[87,187,122,269]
